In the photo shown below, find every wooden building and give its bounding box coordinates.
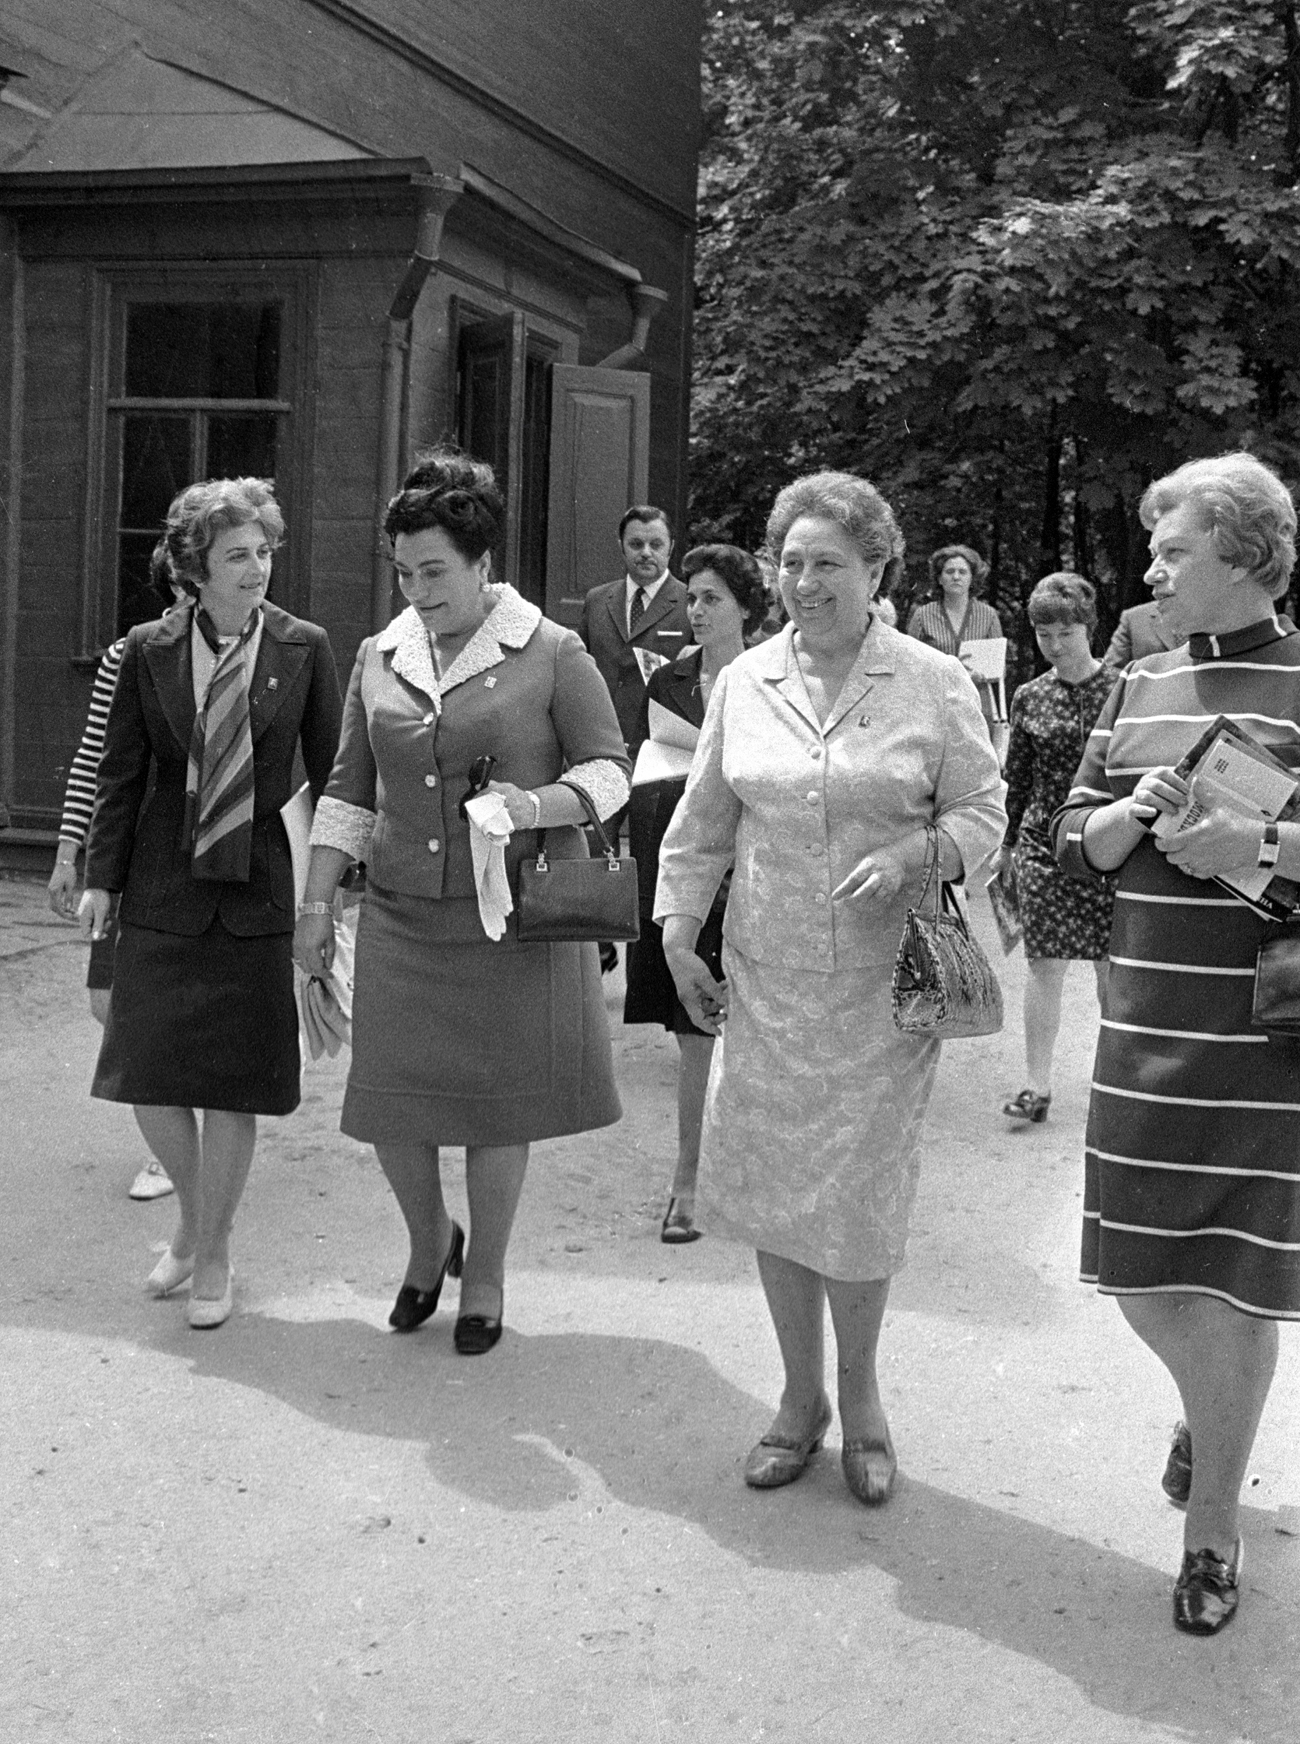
[0,0,700,843]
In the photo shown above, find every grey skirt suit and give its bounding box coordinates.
[311,587,631,1147]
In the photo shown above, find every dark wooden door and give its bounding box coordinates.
[457,312,526,590]
[544,366,650,628]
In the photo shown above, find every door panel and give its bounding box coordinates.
[544,366,650,628]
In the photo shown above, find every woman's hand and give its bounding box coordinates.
[485,781,539,831]
[48,858,79,919]
[78,888,111,941]
[1128,765,1189,826]
[294,912,336,979]
[832,849,908,906]
[1154,777,1261,880]
[664,948,729,1036]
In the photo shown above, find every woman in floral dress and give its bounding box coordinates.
[998,574,1115,1122]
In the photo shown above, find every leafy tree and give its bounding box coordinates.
[691,1,1300,669]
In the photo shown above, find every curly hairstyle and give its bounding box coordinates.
[163,477,284,598]
[384,448,504,561]
[680,543,770,636]
[1027,571,1098,632]
[1140,452,1297,599]
[924,544,990,600]
[765,472,906,594]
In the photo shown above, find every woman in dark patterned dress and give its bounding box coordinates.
[1051,452,1300,1636]
[998,574,1115,1122]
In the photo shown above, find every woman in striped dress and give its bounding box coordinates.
[1051,452,1300,1636]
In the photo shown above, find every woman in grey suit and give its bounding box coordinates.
[294,451,629,1355]
[657,472,1005,1504]
[80,478,343,1328]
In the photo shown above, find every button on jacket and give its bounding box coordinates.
[314,588,629,943]
[655,620,1007,972]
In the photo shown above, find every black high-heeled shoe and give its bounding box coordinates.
[1003,1088,1051,1123]
[454,1290,504,1356]
[1173,1540,1242,1635]
[1162,1420,1192,1507]
[388,1222,465,1332]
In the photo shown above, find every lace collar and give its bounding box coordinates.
[374,586,542,709]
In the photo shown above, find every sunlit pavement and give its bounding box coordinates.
[3,876,1297,1743]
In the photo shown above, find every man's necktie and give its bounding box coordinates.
[630,587,646,633]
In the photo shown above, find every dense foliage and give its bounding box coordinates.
[691,1,1300,662]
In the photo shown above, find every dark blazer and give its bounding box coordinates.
[1103,601,1181,678]
[85,600,342,937]
[578,574,692,749]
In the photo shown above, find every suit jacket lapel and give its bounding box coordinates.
[141,605,197,756]
[633,581,680,640]
[605,584,630,645]
[248,606,309,742]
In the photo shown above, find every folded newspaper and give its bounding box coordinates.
[631,699,700,786]
[1149,715,1300,919]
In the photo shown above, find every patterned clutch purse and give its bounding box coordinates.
[892,829,1004,1040]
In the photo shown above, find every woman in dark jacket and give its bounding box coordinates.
[623,544,769,1242]
[80,478,342,1328]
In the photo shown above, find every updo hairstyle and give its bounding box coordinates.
[1027,572,1098,633]
[384,448,504,561]
[766,471,906,595]
[680,543,770,636]
[926,543,990,600]
[1140,452,1297,600]
[164,477,285,599]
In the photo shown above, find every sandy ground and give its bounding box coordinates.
[1,876,1298,1744]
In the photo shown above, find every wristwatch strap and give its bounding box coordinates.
[1258,822,1281,869]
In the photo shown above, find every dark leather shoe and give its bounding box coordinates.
[454,1301,503,1356]
[841,1434,897,1505]
[1173,1541,1242,1635]
[1162,1421,1192,1507]
[743,1403,832,1489]
[388,1222,465,1332]
[1003,1088,1051,1123]
[661,1196,702,1244]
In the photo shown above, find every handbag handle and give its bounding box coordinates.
[535,779,619,866]
[916,824,966,931]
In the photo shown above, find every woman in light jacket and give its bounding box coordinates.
[657,472,1005,1504]
[294,451,629,1355]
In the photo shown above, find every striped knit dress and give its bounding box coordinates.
[1052,616,1300,1319]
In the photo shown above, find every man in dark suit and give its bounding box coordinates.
[1102,599,1183,680]
[578,505,692,754]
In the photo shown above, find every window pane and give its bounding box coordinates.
[117,532,171,638]
[120,414,191,530]
[125,302,281,399]
[205,413,278,482]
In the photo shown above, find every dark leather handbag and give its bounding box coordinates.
[892,829,1004,1040]
[1251,926,1300,1035]
[516,780,641,944]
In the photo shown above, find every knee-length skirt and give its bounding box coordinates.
[91,918,300,1114]
[341,883,622,1147]
[697,943,940,1280]
[1016,826,1113,960]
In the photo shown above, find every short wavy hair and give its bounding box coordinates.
[925,543,990,600]
[680,543,770,636]
[765,471,906,593]
[384,448,503,561]
[1140,452,1297,599]
[163,477,285,598]
[1027,572,1098,632]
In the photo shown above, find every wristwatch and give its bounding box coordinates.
[1258,822,1281,870]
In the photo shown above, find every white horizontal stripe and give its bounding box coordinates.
[1101,1218,1300,1252]
[1088,1146,1299,1181]
[1116,711,1300,735]
[1129,661,1300,681]
[1093,1281,1300,1320]
[1092,1081,1300,1111]
[1089,727,1113,739]
[1107,955,1255,976]
[1082,1210,1100,1222]
[1115,891,1233,907]
[1067,785,1110,801]
[1100,1019,1267,1044]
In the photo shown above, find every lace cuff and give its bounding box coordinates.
[310,796,375,861]
[562,759,630,821]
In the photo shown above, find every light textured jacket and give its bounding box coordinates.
[654,620,1006,971]
[312,588,629,942]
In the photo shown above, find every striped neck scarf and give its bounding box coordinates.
[185,604,260,882]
